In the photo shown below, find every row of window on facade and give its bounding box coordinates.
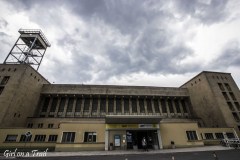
[186,131,235,141]
[27,123,54,128]
[0,76,10,95]
[5,132,97,143]
[40,96,189,116]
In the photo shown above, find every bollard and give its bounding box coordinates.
[212,151,218,160]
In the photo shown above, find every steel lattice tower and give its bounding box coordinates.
[3,29,51,70]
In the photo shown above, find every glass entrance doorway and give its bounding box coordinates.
[126,130,159,150]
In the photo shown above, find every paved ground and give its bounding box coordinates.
[0,146,239,159]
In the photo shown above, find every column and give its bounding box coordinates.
[151,98,155,114]
[172,99,177,116]
[89,96,93,117]
[179,99,185,117]
[114,96,116,114]
[72,96,77,117]
[166,98,171,117]
[80,96,85,117]
[129,97,132,114]
[121,96,124,114]
[157,129,163,149]
[97,96,101,117]
[46,97,53,117]
[137,96,140,114]
[62,97,69,117]
[55,97,61,117]
[105,130,109,151]
[106,96,109,114]
[144,97,147,115]
[158,98,163,115]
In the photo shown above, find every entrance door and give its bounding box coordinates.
[126,130,159,150]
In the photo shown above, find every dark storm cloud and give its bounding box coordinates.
[211,40,240,69]
[173,0,229,24]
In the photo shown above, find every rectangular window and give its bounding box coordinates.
[1,76,10,85]
[108,98,114,113]
[204,133,214,139]
[131,98,137,113]
[83,98,90,112]
[84,132,97,143]
[48,135,58,142]
[234,102,240,111]
[168,100,174,113]
[38,123,43,128]
[50,97,58,112]
[218,83,225,91]
[41,97,50,112]
[0,86,4,95]
[34,135,46,142]
[161,99,167,113]
[116,98,122,113]
[186,131,198,140]
[215,133,224,139]
[181,100,188,113]
[222,92,230,101]
[124,98,129,113]
[100,98,106,113]
[92,98,98,112]
[154,99,160,113]
[75,98,82,112]
[5,135,18,142]
[224,83,232,91]
[229,92,236,101]
[58,97,66,112]
[146,99,152,113]
[139,99,145,113]
[226,132,235,139]
[62,132,75,143]
[48,124,54,128]
[66,98,74,112]
[227,102,235,111]
[175,100,181,113]
[27,123,33,128]
[20,135,32,142]
[232,112,240,122]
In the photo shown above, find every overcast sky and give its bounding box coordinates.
[0,0,240,87]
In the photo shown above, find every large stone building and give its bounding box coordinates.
[0,30,240,152]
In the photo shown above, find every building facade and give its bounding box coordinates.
[0,64,239,151]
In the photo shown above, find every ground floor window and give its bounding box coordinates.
[204,133,214,139]
[186,131,198,140]
[48,135,58,142]
[34,135,46,142]
[84,132,97,143]
[215,133,224,139]
[226,132,235,139]
[62,132,75,143]
[5,135,18,142]
[20,135,32,142]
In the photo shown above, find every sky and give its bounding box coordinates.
[0,0,240,87]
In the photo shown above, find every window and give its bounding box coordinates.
[116,98,122,113]
[227,102,235,111]
[20,135,32,142]
[100,98,106,113]
[27,123,33,128]
[50,97,58,112]
[38,123,43,128]
[226,132,235,139]
[62,132,75,143]
[124,98,129,113]
[131,98,137,113]
[92,98,98,113]
[34,135,46,142]
[218,83,224,91]
[232,112,240,122]
[1,76,10,85]
[48,124,54,128]
[204,133,214,139]
[215,133,224,139]
[222,92,230,101]
[75,98,82,112]
[146,99,152,113]
[139,99,145,113]
[58,97,66,112]
[83,98,90,113]
[234,102,240,111]
[175,100,181,113]
[168,100,174,113]
[48,135,58,142]
[186,131,198,140]
[5,135,17,142]
[161,99,167,113]
[66,98,74,112]
[108,98,114,113]
[154,99,160,113]
[41,97,50,112]
[84,132,97,143]
[229,92,236,101]
[0,86,4,95]
[224,83,232,91]
[181,100,188,113]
